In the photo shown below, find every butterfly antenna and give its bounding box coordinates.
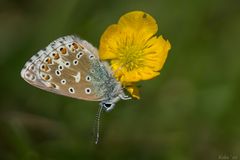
[94,105,103,144]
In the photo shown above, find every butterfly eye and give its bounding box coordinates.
[85,88,91,94]
[104,103,112,108]
[102,103,115,112]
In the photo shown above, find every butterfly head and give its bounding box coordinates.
[100,91,131,112]
[100,102,115,112]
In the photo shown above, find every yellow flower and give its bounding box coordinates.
[99,11,171,99]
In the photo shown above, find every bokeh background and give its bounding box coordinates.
[1,0,240,159]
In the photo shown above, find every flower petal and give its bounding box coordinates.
[118,11,158,39]
[144,36,171,71]
[120,70,141,82]
[98,11,171,98]
[137,67,160,81]
[99,24,121,60]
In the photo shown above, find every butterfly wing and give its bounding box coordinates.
[21,35,107,101]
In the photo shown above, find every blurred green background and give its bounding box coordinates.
[0,0,240,159]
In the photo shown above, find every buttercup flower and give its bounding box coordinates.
[99,11,171,99]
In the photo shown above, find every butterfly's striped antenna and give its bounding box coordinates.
[94,105,103,144]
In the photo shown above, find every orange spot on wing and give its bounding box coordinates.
[60,47,67,55]
[52,52,60,60]
[45,65,50,72]
[45,57,52,64]
[72,42,79,49]
[44,74,51,80]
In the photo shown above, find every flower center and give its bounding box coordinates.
[118,45,144,71]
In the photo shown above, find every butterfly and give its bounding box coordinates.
[21,35,131,111]
[21,35,132,143]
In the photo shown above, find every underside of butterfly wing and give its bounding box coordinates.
[21,35,118,101]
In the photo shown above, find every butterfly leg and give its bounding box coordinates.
[119,93,132,100]
[100,93,130,112]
